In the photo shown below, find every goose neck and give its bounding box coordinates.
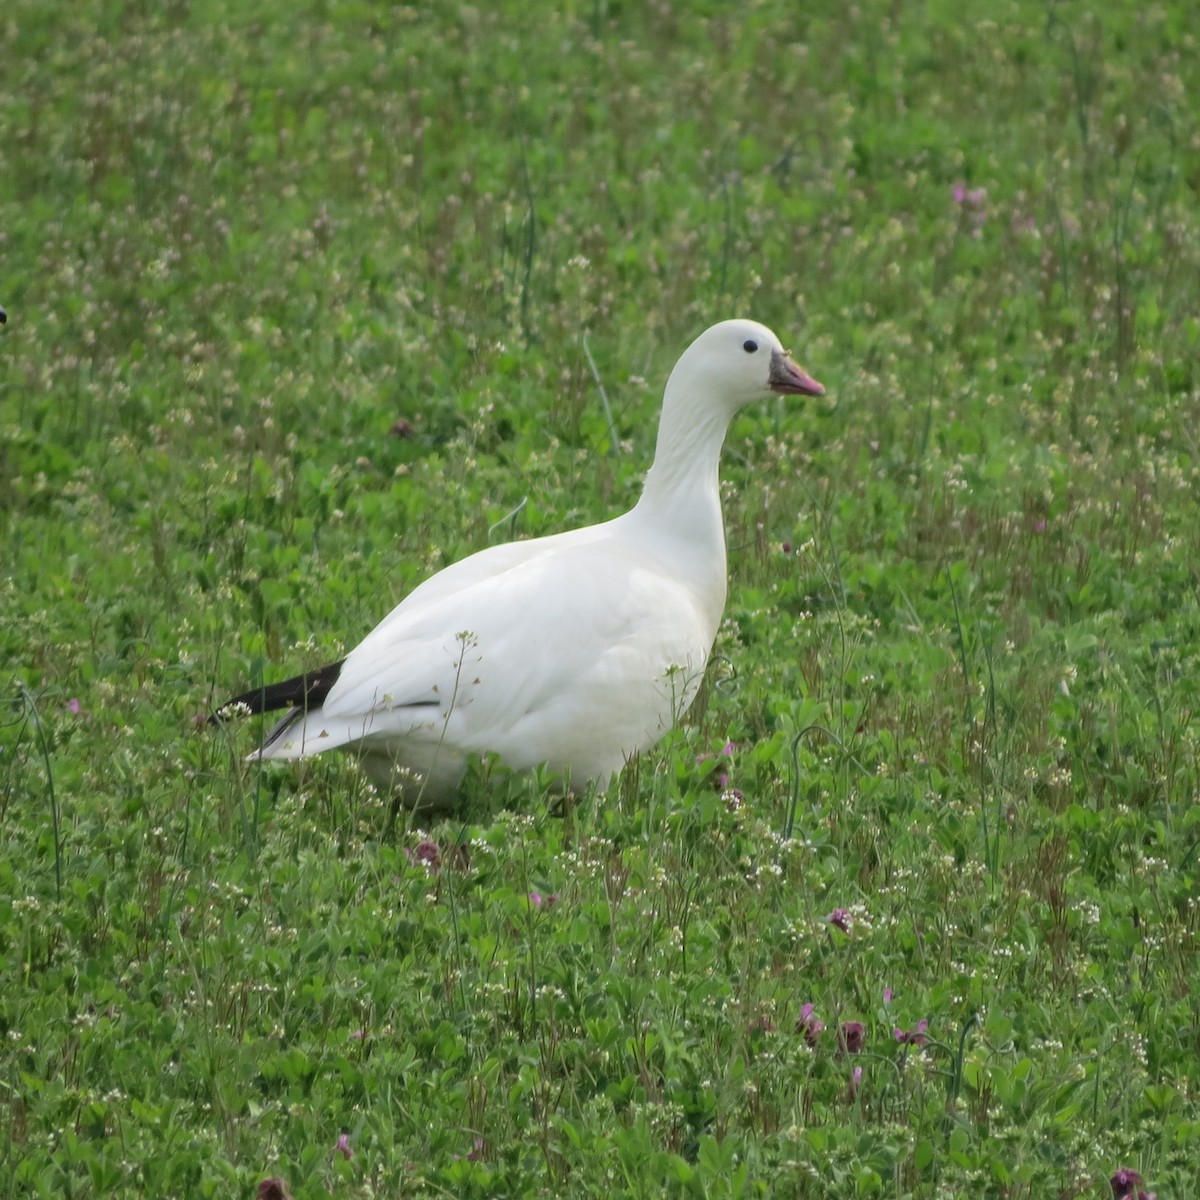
[630,395,732,551]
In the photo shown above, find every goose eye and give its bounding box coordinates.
[742,339,758,353]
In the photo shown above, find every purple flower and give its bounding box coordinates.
[258,1180,292,1200]
[838,1021,865,1054]
[952,181,986,206]
[65,698,81,715]
[893,1019,929,1047]
[1111,1168,1155,1200]
[951,181,988,234]
[529,890,558,909]
[1110,1168,1138,1196]
[529,890,543,907]
[334,1133,353,1160]
[796,1002,825,1046]
[828,908,850,932]
[406,839,441,870]
[883,987,893,1005]
[452,1137,487,1164]
[696,741,736,789]
[847,1064,863,1100]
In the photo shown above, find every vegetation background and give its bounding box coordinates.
[2,0,1198,1196]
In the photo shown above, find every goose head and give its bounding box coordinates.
[667,318,824,413]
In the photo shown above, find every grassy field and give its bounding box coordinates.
[3,0,1199,1195]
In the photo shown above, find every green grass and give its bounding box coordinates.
[3,0,1199,1196]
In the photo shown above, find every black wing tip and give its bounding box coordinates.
[208,659,346,725]
[260,706,305,750]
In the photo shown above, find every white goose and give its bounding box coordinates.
[212,319,824,809]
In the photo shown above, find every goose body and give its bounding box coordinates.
[213,319,823,808]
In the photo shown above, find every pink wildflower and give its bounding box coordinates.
[407,839,441,870]
[797,1003,825,1046]
[893,1019,929,1047]
[1111,1168,1155,1200]
[828,908,850,932]
[838,1021,866,1054]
